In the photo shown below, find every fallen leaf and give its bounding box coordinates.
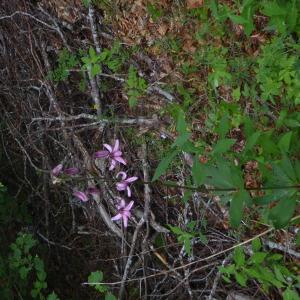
[187,0,204,9]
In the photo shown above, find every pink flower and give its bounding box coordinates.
[64,167,80,176]
[51,164,63,177]
[116,172,138,197]
[111,199,134,228]
[73,187,100,202]
[94,139,126,171]
[73,191,88,202]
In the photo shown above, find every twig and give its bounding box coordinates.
[118,218,145,299]
[263,239,300,259]
[208,256,232,300]
[83,225,275,286]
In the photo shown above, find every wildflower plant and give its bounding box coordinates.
[52,139,138,228]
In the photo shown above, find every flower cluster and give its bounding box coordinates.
[51,140,137,228]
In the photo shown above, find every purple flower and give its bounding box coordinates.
[111,199,134,228]
[116,172,138,197]
[64,167,80,176]
[86,186,100,195]
[51,164,63,177]
[73,187,100,202]
[73,191,89,202]
[94,139,126,171]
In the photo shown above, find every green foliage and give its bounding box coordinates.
[49,48,79,82]
[169,221,207,255]
[126,66,148,108]
[255,37,300,104]
[81,42,126,78]
[88,271,116,299]
[147,3,164,21]
[220,241,300,298]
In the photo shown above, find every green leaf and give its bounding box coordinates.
[192,157,204,186]
[234,271,248,287]
[105,293,117,300]
[184,237,192,255]
[249,252,267,264]
[244,131,261,152]
[251,238,262,252]
[269,197,297,228]
[152,150,179,181]
[176,110,188,135]
[47,292,60,300]
[230,190,249,227]
[212,139,236,155]
[233,247,245,267]
[91,64,101,77]
[283,288,300,300]
[216,113,230,139]
[171,132,191,149]
[278,131,293,153]
[88,271,103,284]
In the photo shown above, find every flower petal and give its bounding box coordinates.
[116,171,127,180]
[111,213,122,221]
[51,164,63,176]
[127,186,131,197]
[73,191,88,202]
[123,215,128,228]
[94,150,109,158]
[113,139,120,152]
[116,182,127,191]
[103,144,112,152]
[86,187,100,195]
[109,159,117,171]
[64,167,79,176]
[126,176,138,183]
[114,150,122,157]
[114,156,127,165]
[125,200,134,211]
[117,198,126,209]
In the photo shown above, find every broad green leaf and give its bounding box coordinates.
[230,190,249,227]
[192,157,204,186]
[169,225,184,235]
[244,131,261,152]
[184,237,192,255]
[234,271,247,287]
[105,293,117,300]
[283,288,300,300]
[216,113,230,138]
[212,138,236,155]
[171,132,191,149]
[269,197,297,228]
[249,252,267,264]
[47,292,60,300]
[88,271,103,284]
[251,238,262,252]
[280,157,297,183]
[91,64,101,77]
[152,150,179,181]
[233,247,245,267]
[176,110,188,135]
[278,131,293,153]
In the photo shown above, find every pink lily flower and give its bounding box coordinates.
[116,172,138,197]
[94,139,126,171]
[51,164,63,177]
[73,187,100,202]
[73,191,89,202]
[64,167,80,176]
[111,199,134,228]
